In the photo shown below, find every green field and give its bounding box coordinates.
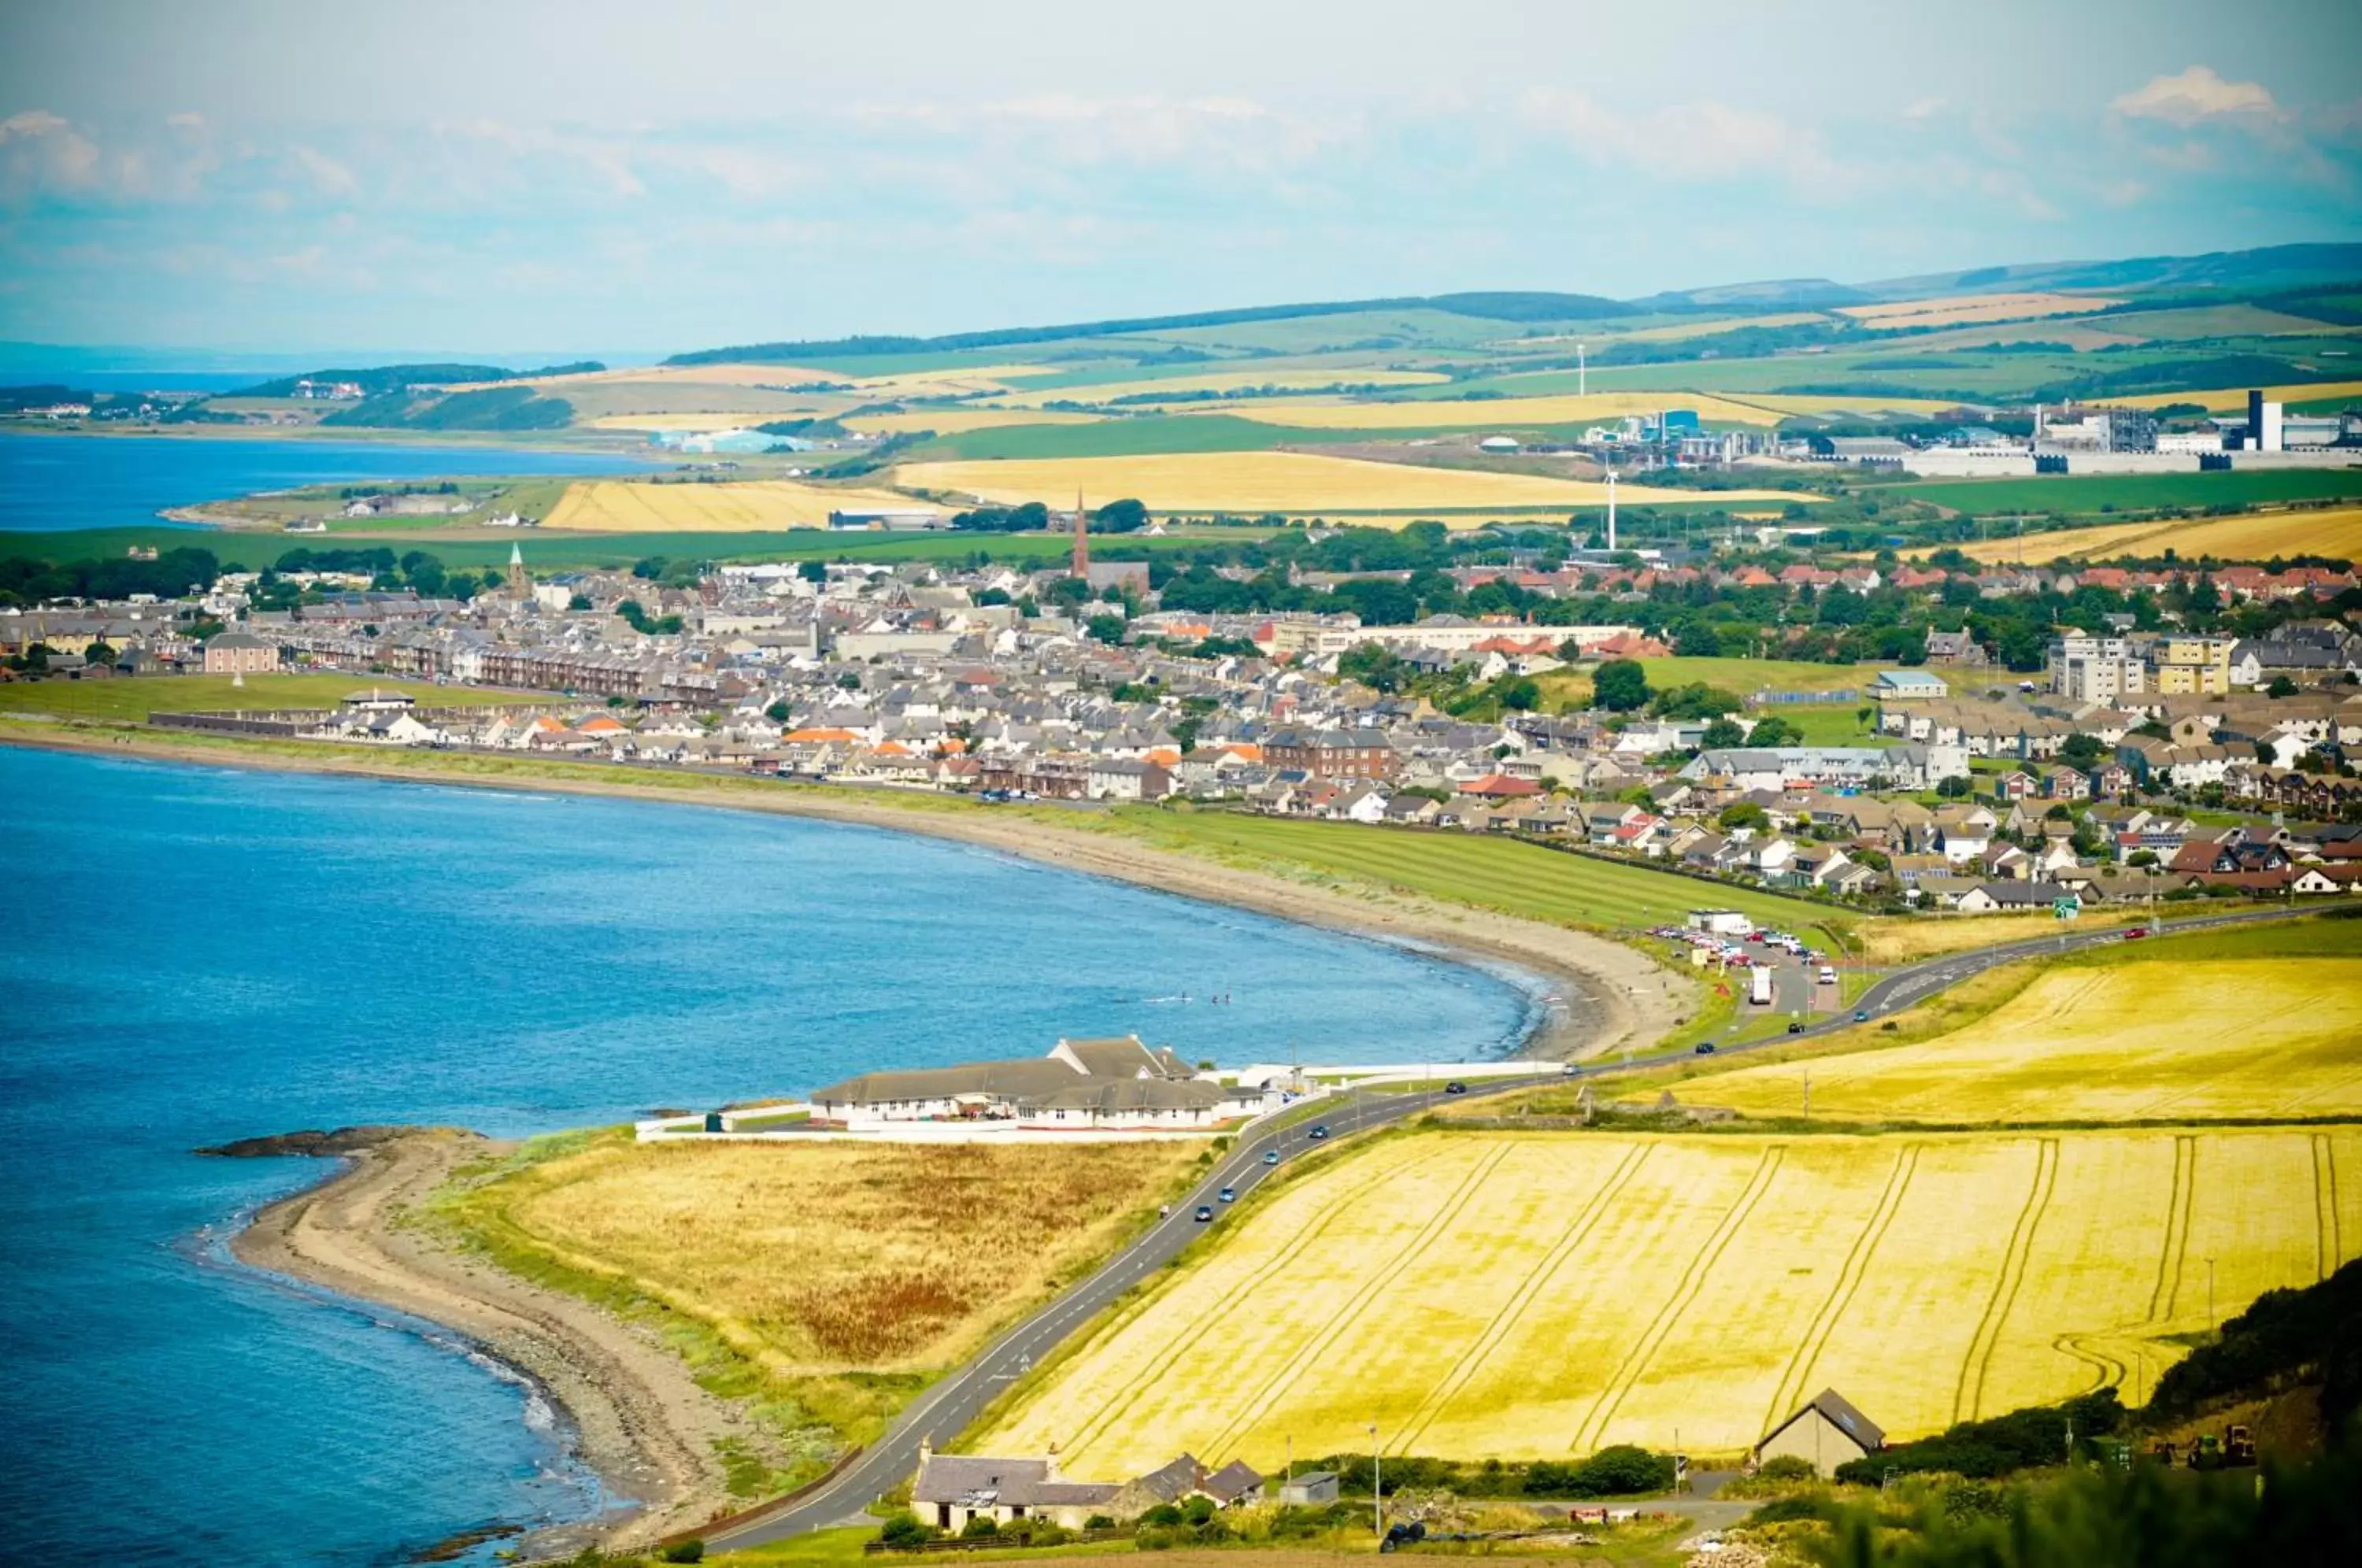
[1102,808,1837,932]
[1897,468,2362,519]
[1636,656,1876,696]
[1,525,1270,574]
[916,413,1365,461]
[0,673,548,722]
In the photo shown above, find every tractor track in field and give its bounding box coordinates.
[1763,1142,1921,1434]
[2149,1135,2197,1325]
[1391,1144,1653,1455]
[1572,1145,1786,1454]
[2315,1133,2344,1282]
[1055,1141,1438,1463]
[1198,1143,1514,1459]
[1954,1137,2060,1426]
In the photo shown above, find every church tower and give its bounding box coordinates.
[506,542,530,599]
[1069,490,1090,579]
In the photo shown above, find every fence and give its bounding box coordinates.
[1748,687,1860,707]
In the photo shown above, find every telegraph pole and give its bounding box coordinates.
[1369,1422,1383,1539]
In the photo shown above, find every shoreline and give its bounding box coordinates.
[228,1130,757,1553]
[14,719,1690,1553]
[2,721,1690,1062]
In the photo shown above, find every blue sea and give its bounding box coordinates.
[0,747,1540,1566]
[0,430,652,534]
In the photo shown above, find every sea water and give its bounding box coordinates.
[0,748,1542,1565]
[0,430,652,534]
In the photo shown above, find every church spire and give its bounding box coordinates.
[506,541,529,598]
[1070,490,1089,580]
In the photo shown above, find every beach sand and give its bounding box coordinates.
[11,719,1690,1548]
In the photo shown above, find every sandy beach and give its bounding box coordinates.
[13,718,1690,1550]
[231,1130,755,1551]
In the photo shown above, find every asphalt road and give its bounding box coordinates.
[705,902,2307,1548]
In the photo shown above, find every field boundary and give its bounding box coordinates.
[1762,1142,1921,1433]
[1953,1137,2060,1425]
[2315,1133,2342,1284]
[1390,1144,1653,1454]
[1197,1142,1514,1459]
[1570,1145,1787,1453]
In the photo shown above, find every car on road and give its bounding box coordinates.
[1695,1043,1716,1055]
[1263,1149,1280,1165]
[1194,1204,1213,1222]
[1853,1008,1871,1023]
[1817,967,1839,985]
[1308,1125,1329,1140]
[1786,1021,1805,1034]
[1444,1081,1467,1094]
[1219,1185,1236,1203]
[2124,927,2149,941]
[1561,1063,1580,1077]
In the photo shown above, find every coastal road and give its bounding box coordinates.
[704,1071,1560,1548]
[703,901,2310,1548]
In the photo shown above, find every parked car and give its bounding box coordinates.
[1444,1081,1468,1095]
[1309,1125,1329,1140]
[1263,1149,1280,1165]
[1219,1185,1236,1203]
[1694,1043,1716,1056]
[1194,1205,1213,1222]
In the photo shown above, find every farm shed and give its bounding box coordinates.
[1757,1388,1885,1475]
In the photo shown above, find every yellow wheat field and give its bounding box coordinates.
[2118,379,2362,412]
[1737,394,1988,420]
[1231,392,1788,430]
[1678,960,2362,1126]
[894,452,1801,514]
[1838,291,2123,329]
[1920,506,2362,565]
[975,1128,2358,1474]
[992,369,1449,409]
[542,479,935,532]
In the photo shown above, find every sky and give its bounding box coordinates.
[2,0,2360,361]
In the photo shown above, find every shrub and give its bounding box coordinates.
[1566,1444,1675,1497]
[661,1542,705,1564]
[1748,1496,1824,1525]
[877,1514,935,1550]
[1139,1503,1186,1528]
[1084,1514,1116,1530]
[960,1514,1000,1539]
[1759,1455,1818,1482]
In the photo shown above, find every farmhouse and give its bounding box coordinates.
[809,1034,1265,1130]
[1756,1389,1885,1475]
[913,1442,1266,1532]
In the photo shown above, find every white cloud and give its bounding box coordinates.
[1520,90,1842,185]
[293,145,357,197]
[1901,97,1946,121]
[2111,66,2281,128]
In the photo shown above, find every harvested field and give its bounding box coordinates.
[893,452,1797,514]
[1921,505,2362,565]
[1670,958,2362,1125]
[843,409,1105,435]
[1839,291,2122,329]
[1733,394,1987,420]
[974,1127,2360,1472]
[439,1133,1198,1444]
[2118,379,2362,412]
[541,479,935,532]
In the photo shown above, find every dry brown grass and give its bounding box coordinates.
[486,1135,1200,1374]
[1852,908,2154,965]
[1839,291,2121,328]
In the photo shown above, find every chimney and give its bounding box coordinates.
[1046,1442,1061,1480]
[919,1434,934,1465]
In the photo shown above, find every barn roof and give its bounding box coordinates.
[1762,1387,1885,1453]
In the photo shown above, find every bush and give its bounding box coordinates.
[1760,1455,1818,1482]
[1748,1496,1825,1525]
[1139,1503,1185,1529]
[661,1542,705,1564]
[1565,1444,1675,1497]
[1083,1514,1116,1531]
[877,1514,935,1550]
[960,1515,999,1539]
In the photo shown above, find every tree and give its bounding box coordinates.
[84,640,117,664]
[961,1515,999,1539]
[876,1514,934,1550]
[1085,613,1127,645]
[2267,675,2298,698]
[1701,716,1746,749]
[797,560,827,584]
[1338,642,1409,693]
[1938,775,1972,798]
[765,699,791,723]
[1593,658,1651,712]
[1497,676,1541,712]
[1747,716,1801,747]
[1718,801,1770,830]
[2058,733,2104,768]
[1094,497,1149,533]
[568,593,593,611]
